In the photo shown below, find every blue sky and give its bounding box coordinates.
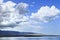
[0,0,60,35]
[4,0,60,12]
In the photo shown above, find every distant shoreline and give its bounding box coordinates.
[0,34,60,37]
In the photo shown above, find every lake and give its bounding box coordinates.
[0,36,60,40]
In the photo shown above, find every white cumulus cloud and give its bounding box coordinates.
[0,0,29,28]
[16,2,29,14]
[30,6,60,22]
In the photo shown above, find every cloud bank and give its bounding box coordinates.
[0,0,60,33]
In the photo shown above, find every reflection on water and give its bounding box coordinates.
[0,37,60,40]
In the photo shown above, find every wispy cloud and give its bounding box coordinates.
[0,0,3,4]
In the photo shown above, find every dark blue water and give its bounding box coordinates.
[0,36,60,40]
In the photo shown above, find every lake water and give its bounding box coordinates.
[0,36,60,40]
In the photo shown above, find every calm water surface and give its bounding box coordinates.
[0,36,60,40]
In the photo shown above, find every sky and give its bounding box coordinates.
[0,0,60,35]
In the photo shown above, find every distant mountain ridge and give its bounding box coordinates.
[0,30,40,37]
[0,30,35,35]
[0,30,45,37]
